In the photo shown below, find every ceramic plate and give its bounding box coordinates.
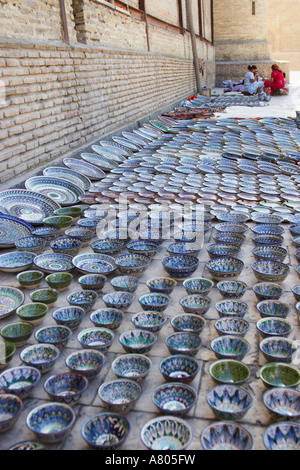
[0,251,35,273]
[99,141,133,157]
[25,177,84,206]
[43,167,91,191]
[0,214,33,248]
[72,253,117,275]
[0,286,25,319]
[81,153,119,171]
[91,145,126,163]
[33,252,74,273]
[112,137,143,152]
[63,158,106,180]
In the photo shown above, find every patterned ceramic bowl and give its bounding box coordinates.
[98,378,142,414]
[119,329,157,355]
[114,253,151,277]
[263,422,300,450]
[110,275,139,293]
[20,343,60,375]
[216,280,247,299]
[251,260,290,282]
[131,311,167,333]
[215,299,249,318]
[256,300,291,319]
[138,292,171,312]
[170,314,206,335]
[78,274,107,292]
[152,382,197,417]
[102,291,135,312]
[159,354,200,384]
[77,328,115,353]
[0,394,23,433]
[182,278,214,296]
[252,245,288,262]
[206,384,253,421]
[162,255,199,280]
[210,335,250,361]
[50,237,82,256]
[179,294,212,316]
[206,257,244,281]
[214,317,250,337]
[52,306,86,330]
[15,236,46,255]
[0,366,41,400]
[90,239,125,255]
[146,277,177,295]
[253,282,284,301]
[81,412,130,450]
[67,290,98,312]
[140,416,193,451]
[206,243,240,259]
[65,349,106,380]
[90,308,123,330]
[200,421,253,450]
[165,332,202,356]
[34,325,72,351]
[111,354,152,383]
[262,388,300,421]
[256,317,293,339]
[259,337,297,363]
[44,372,88,406]
[26,402,75,443]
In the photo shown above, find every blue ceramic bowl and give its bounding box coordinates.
[98,378,142,414]
[252,224,284,236]
[110,275,139,293]
[213,232,245,246]
[64,227,94,246]
[131,311,167,333]
[170,314,206,335]
[140,416,193,451]
[90,308,123,330]
[44,372,88,406]
[214,317,250,337]
[78,274,106,292]
[111,354,152,383]
[209,359,250,385]
[200,421,253,450]
[146,277,177,295]
[82,412,130,450]
[34,325,72,351]
[65,349,106,380]
[210,335,250,361]
[15,236,46,255]
[138,292,171,312]
[206,384,253,420]
[165,332,202,356]
[182,278,214,296]
[20,344,60,375]
[102,291,135,312]
[0,322,34,348]
[126,240,159,258]
[119,329,157,355]
[263,422,300,450]
[50,237,82,256]
[251,234,284,246]
[32,226,60,243]
[90,239,125,255]
[0,394,23,433]
[256,300,291,319]
[67,290,98,312]
[252,260,290,282]
[179,294,212,315]
[292,284,300,301]
[114,253,151,277]
[206,243,240,259]
[252,214,284,225]
[252,245,288,262]
[215,299,249,318]
[159,354,200,384]
[256,317,293,339]
[77,328,115,353]
[214,222,248,234]
[166,242,201,257]
[52,306,86,330]
[162,255,199,280]
[206,257,244,281]
[0,366,41,399]
[152,382,197,416]
[289,223,300,237]
[216,280,247,299]
[26,402,75,444]
[263,388,300,421]
[253,282,284,301]
[259,362,300,389]
[259,337,296,363]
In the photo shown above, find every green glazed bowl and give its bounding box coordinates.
[1,322,34,347]
[43,216,73,232]
[209,359,250,385]
[259,362,300,389]
[45,272,73,292]
[16,303,48,326]
[17,270,44,290]
[0,340,16,370]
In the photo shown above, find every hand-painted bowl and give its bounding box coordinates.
[20,344,60,375]
[102,291,135,312]
[0,394,23,433]
[256,317,294,339]
[90,308,123,330]
[213,232,245,246]
[81,412,130,450]
[126,240,159,258]
[214,222,248,234]
[170,314,206,335]
[1,322,34,348]
[216,280,247,299]
[206,384,253,421]
[215,299,249,318]
[166,242,201,257]
[45,272,73,291]
[90,239,125,255]
[119,329,157,355]
[35,325,72,351]
[259,362,300,389]
[263,422,300,450]
[15,236,46,255]
[263,387,300,421]
[0,366,41,399]
[16,270,44,290]
[26,402,75,443]
[98,378,142,414]
[210,335,250,361]
[291,284,300,301]
[182,278,214,296]
[114,253,151,277]
[152,382,197,417]
[52,306,86,330]
[111,354,152,383]
[77,328,115,353]
[253,282,284,301]
[50,237,82,256]
[140,416,193,450]
[30,287,59,307]
[67,290,98,312]
[252,245,288,262]
[251,234,284,246]
[146,277,177,295]
[159,354,200,384]
[252,224,284,236]
[64,227,94,246]
[206,243,240,259]
[251,260,290,282]
[165,332,202,356]
[110,275,139,293]
[44,372,88,406]
[200,421,253,450]
[256,300,291,319]
[206,257,244,280]
[65,349,106,380]
[131,311,167,333]
[179,294,212,316]
[214,317,250,337]
[16,303,48,326]
[209,359,250,385]
[138,292,171,312]
[78,274,107,292]
[31,226,60,243]
[259,337,297,363]
[162,255,199,280]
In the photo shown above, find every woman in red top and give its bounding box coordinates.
[264,64,285,94]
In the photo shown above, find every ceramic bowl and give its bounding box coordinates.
[15,236,46,254]
[119,329,157,354]
[291,284,300,301]
[35,325,72,351]
[140,416,193,451]
[0,251,35,273]
[216,280,247,299]
[102,291,135,312]
[179,294,212,316]
[138,292,171,312]
[54,206,82,222]
[159,354,200,383]
[170,314,206,335]
[215,299,249,318]
[210,335,250,361]
[214,222,248,234]
[214,317,250,337]
[206,243,240,259]
[126,240,159,258]
[200,421,253,450]
[166,242,201,257]
[26,402,75,443]
[16,303,48,326]
[209,359,250,385]
[152,382,197,417]
[0,366,41,399]
[131,311,167,333]
[111,354,152,383]
[0,340,16,371]
[162,255,199,280]
[45,272,73,291]
[251,234,284,246]
[263,388,300,421]
[256,300,291,319]
[206,384,253,421]
[251,260,290,282]
[263,422,300,450]
[43,216,73,232]
[30,287,59,307]
[50,237,82,257]
[253,282,284,301]
[110,275,139,293]
[52,306,86,330]
[90,308,123,330]
[259,362,300,389]
[182,278,214,296]
[32,226,60,243]
[259,337,296,363]
[90,239,125,255]
[114,253,151,277]
[44,372,88,406]
[213,232,245,246]
[67,290,98,312]
[252,245,288,262]
[16,270,44,290]
[78,274,106,292]
[206,257,244,281]
[256,317,293,339]
[146,277,177,295]
[65,349,106,380]
[165,332,202,356]
[252,224,284,236]
[0,394,23,433]
[81,412,130,450]
[64,227,94,246]
[290,223,300,237]
[20,343,60,374]
[1,322,34,348]
[77,328,115,353]
[252,213,284,225]
[98,378,142,414]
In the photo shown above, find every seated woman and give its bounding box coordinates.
[243,65,263,95]
[264,64,285,95]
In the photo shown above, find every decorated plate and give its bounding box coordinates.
[33,252,74,273]
[112,136,143,152]
[25,177,84,206]
[72,253,117,275]
[0,286,25,319]
[43,167,91,191]
[0,189,61,225]
[81,153,119,171]
[99,141,133,157]
[63,158,106,181]
[0,251,35,273]
[0,214,33,248]
[91,145,126,163]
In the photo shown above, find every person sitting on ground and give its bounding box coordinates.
[243,65,263,95]
[264,64,285,95]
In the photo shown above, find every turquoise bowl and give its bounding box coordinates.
[30,287,59,307]
[206,257,244,281]
[138,292,171,312]
[159,354,200,384]
[209,359,250,385]
[102,291,135,313]
[52,306,86,330]
[165,332,201,356]
[20,344,60,375]
[216,280,247,299]
[256,317,293,339]
[251,260,290,282]
[111,354,152,383]
[200,422,253,450]
[179,294,212,316]
[90,239,125,255]
[67,290,98,312]
[210,335,250,361]
[256,300,291,319]
[16,303,48,326]
[45,272,73,291]
[259,337,297,363]
[26,402,75,443]
[110,275,139,294]
[131,311,167,333]
[263,388,300,421]
[214,317,250,337]
[0,394,23,433]
[206,384,253,420]
[119,329,157,355]
[146,277,177,295]
[15,236,46,255]
[253,282,284,301]
[0,366,41,399]
[78,274,107,292]
[152,382,197,417]
[65,349,106,380]
[82,412,130,450]
[263,422,300,450]
[50,237,82,256]
[98,378,142,414]
[141,416,193,450]
[215,299,249,318]
[77,328,115,353]
[90,308,123,330]
[17,270,44,290]
[35,325,72,351]
[44,372,88,406]
[171,314,206,335]
[162,255,199,280]
[259,362,300,389]
[1,322,34,347]
[182,278,214,296]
